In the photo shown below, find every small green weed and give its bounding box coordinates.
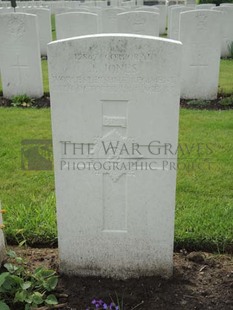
[11,95,34,108]
[0,250,58,310]
[219,95,233,106]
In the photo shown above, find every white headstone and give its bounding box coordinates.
[167,4,183,37]
[170,6,193,40]
[196,3,216,9]
[117,11,160,36]
[110,0,119,6]
[0,7,14,13]
[89,7,102,14]
[54,7,71,15]
[121,2,132,8]
[185,0,196,7]
[180,10,221,99]
[154,5,167,35]
[220,3,233,6]
[101,8,125,32]
[56,12,98,40]
[135,5,160,12]
[0,13,43,98]
[136,0,144,6]
[84,1,96,7]
[96,1,108,8]
[22,8,52,56]
[67,8,90,12]
[48,34,182,279]
[212,6,233,58]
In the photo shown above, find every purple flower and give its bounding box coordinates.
[88,298,120,310]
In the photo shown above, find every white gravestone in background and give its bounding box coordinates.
[170,6,193,40]
[185,0,196,7]
[196,3,216,9]
[101,8,125,33]
[54,7,71,15]
[20,8,52,56]
[56,12,98,40]
[154,5,167,35]
[0,13,43,98]
[96,1,108,8]
[220,3,233,6]
[180,10,221,99]
[117,11,160,36]
[212,6,233,58]
[67,8,90,12]
[136,0,144,6]
[110,0,119,6]
[134,6,161,30]
[135,6,160,12]
[167,4,183,38]
[48,34,182,279]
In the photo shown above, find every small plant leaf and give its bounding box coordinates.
[0,301,10,310]
[15,290,27,302]
[45,294,58,305]
[7,250,17,258]
[4,263,19,273]
[19,240,27,247]
[45,276,58,290]
[0,272,9,286]
[10,275,23,285]
[32,292,44,305]
[40,269,56,278]
[21,281,32,290]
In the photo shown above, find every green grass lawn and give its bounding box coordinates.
[0,108,232,252]
[0,108,56,246]
[219,59,233,94]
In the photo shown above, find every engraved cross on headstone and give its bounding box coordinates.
[12,55,29,85]
[100,99,128,233]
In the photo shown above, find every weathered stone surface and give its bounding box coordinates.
[56,12,98,39]
[180,10,222,99]
[101,7,125,33]
[117,11,160,36]
[48,34,182,279]
[212,6,233,58]
[169,6,194,40]
[0,13,43,98]
[17,8,52,55]
[196,3,216,9]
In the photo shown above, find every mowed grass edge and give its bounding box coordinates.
[0,108,232,252]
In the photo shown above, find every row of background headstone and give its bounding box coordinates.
[0,0,180,10]
[1,2,232,56]
[1,2,232,54]
[0,5,232,99]
[168,4,233,57]
[55,7,166,38]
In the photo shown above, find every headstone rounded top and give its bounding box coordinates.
[48,33,183,46]
[56,11,98,17]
